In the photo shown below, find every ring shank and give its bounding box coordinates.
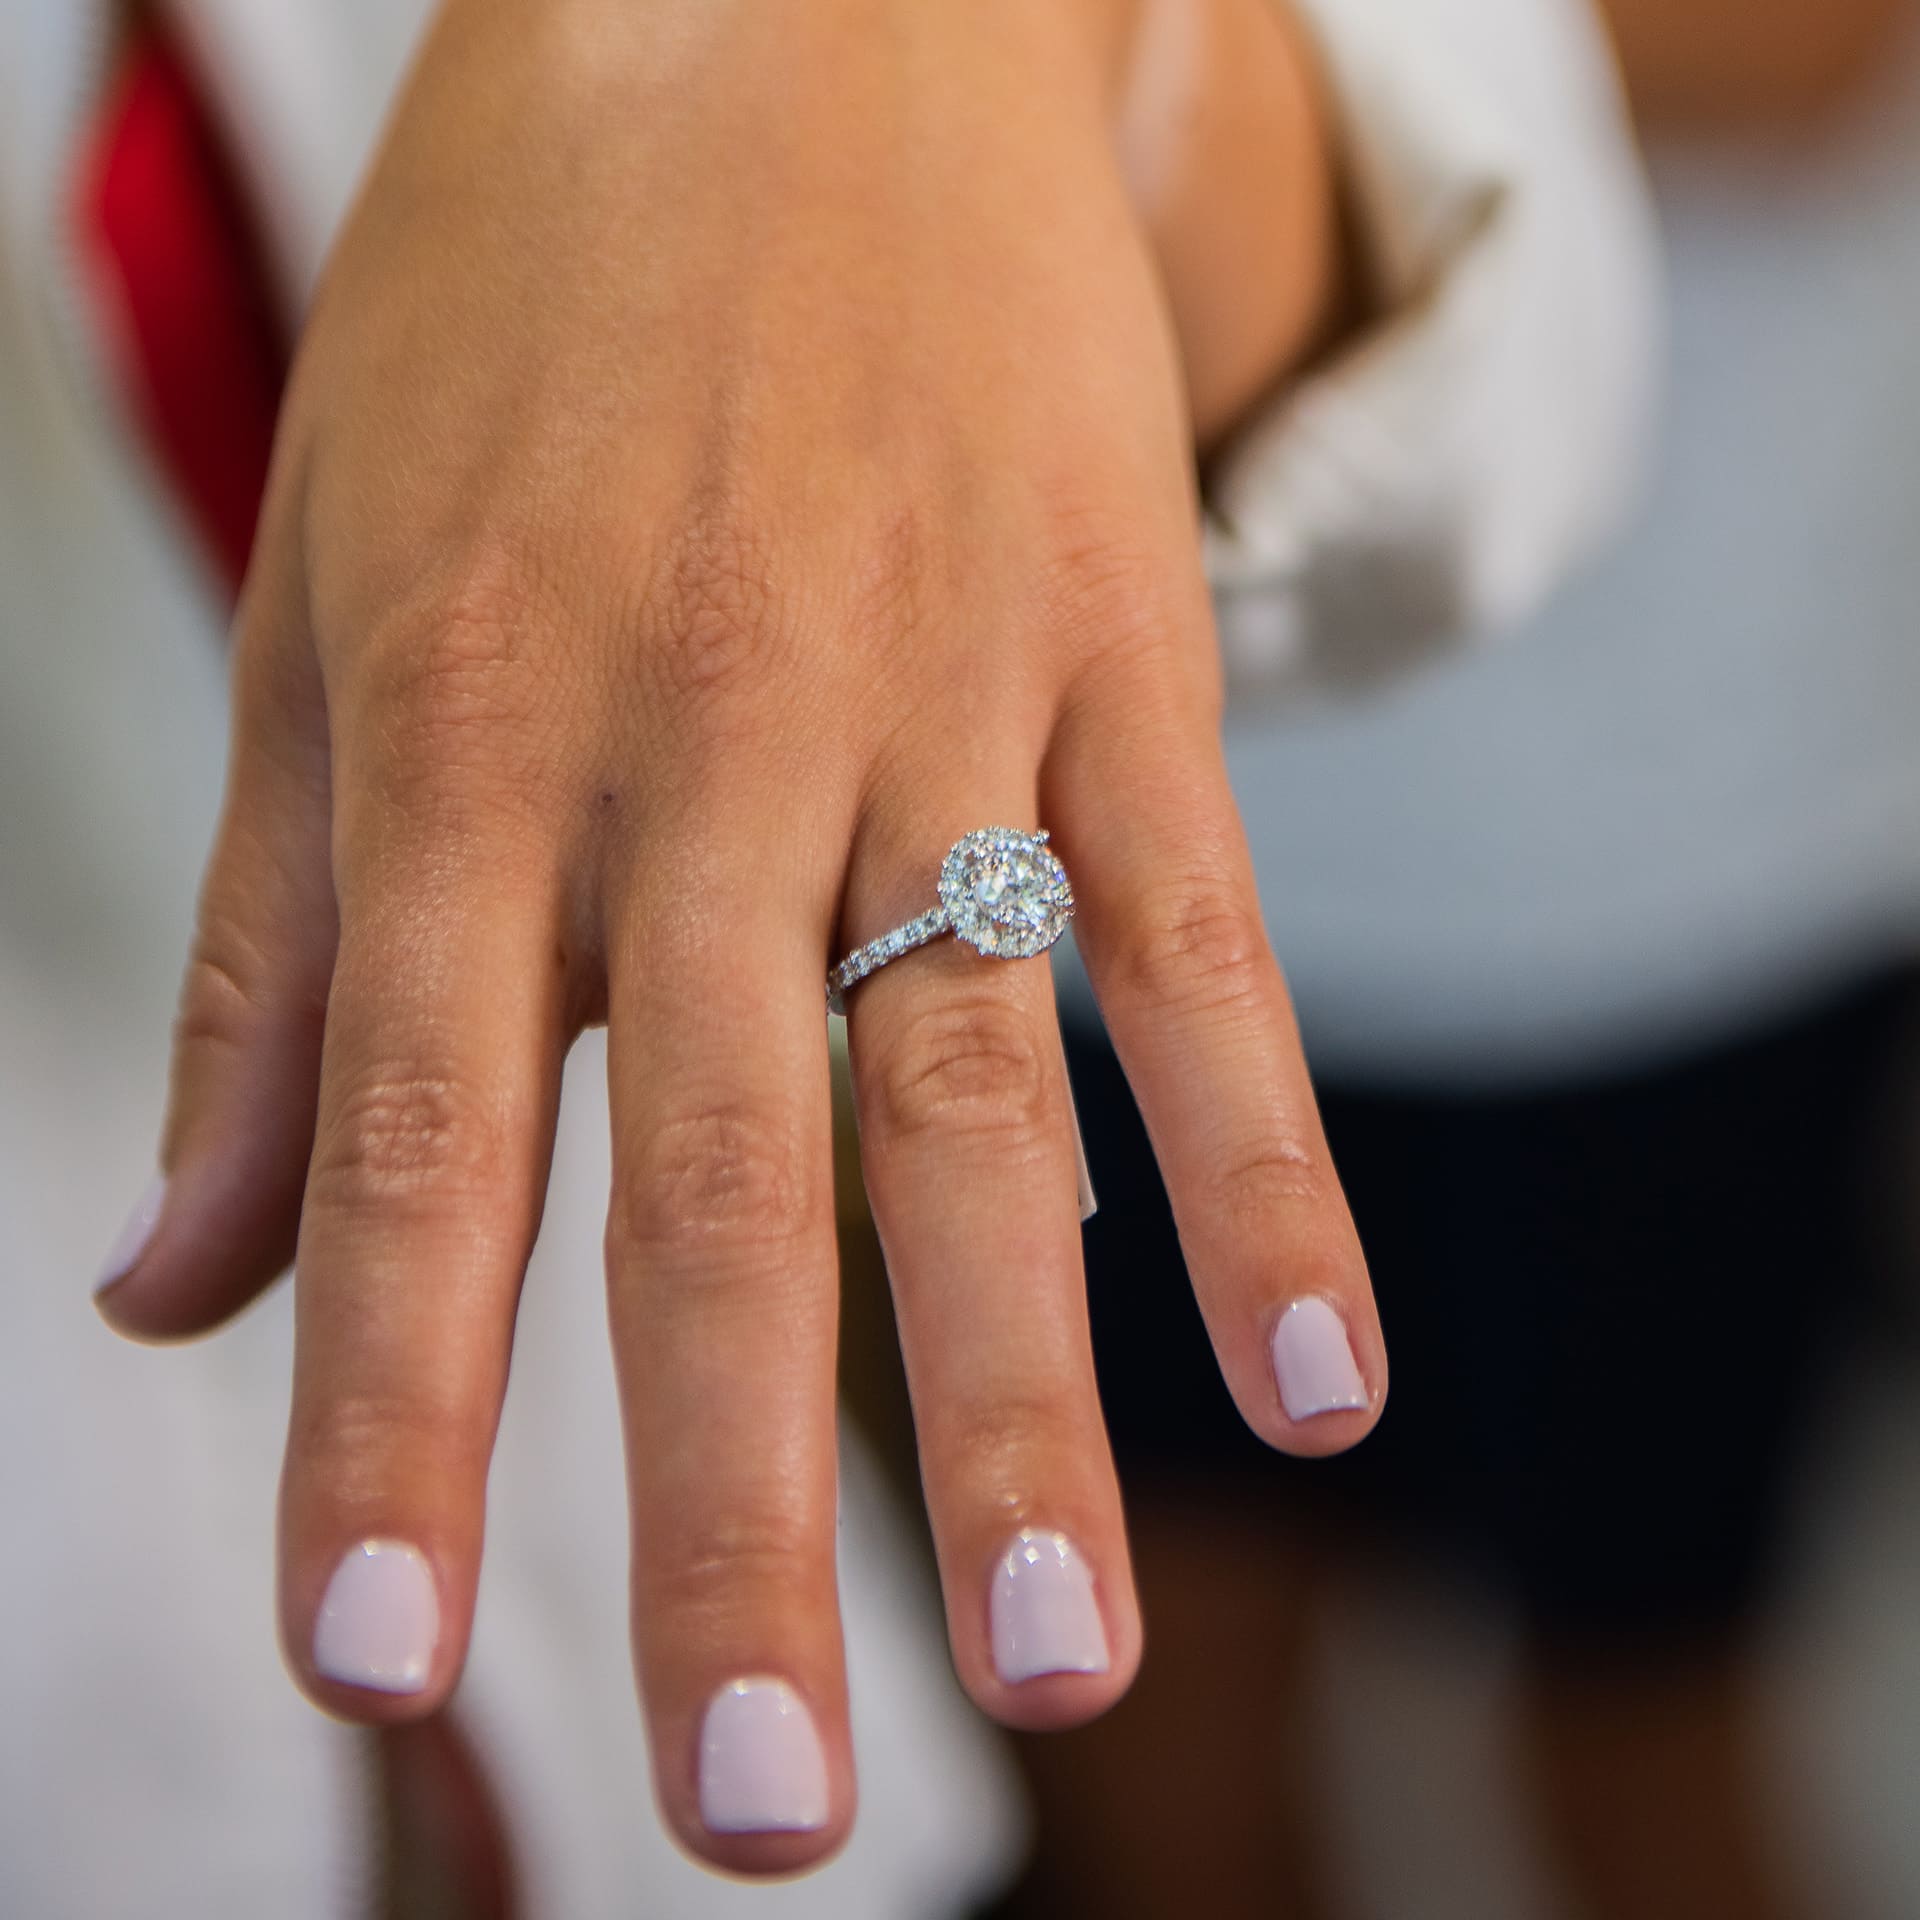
[827,904,952,1014]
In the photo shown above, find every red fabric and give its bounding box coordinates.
[73,23,287,598]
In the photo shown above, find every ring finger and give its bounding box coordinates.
[843,786,1139,1732]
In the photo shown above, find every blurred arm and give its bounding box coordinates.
[1601,0,1913,131]
[1109,0,1345,452]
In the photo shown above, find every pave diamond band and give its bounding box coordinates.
[827,905,954,1011]
[828,827,1074,1013]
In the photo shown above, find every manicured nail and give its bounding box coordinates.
[698,1678,830,1834]
[991,1530,1110,1684]
[312,1540,439,1695]
[94,1171,167,1296]
[1271,1296,1368,1420]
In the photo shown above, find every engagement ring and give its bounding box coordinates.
[827,826,1074,1014]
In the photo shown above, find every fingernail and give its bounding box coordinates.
[93,1171,167,1296]
[1271,1296,1369,1420]
[991,1530,1110,1684]
[312,1540,439,1695]
[698,1677,830,1834]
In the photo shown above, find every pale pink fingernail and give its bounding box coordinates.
[699,1678,830,1833]
[1271,1296,1369,1419]
[991,1530,1110,1684]
[312,1540,439,1694]
[94,1172,167,1296]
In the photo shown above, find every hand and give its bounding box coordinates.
[98,0,1383,1873]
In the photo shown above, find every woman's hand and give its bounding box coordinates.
[98,0,1383,1873]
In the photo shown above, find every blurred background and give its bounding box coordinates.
[961,2,1920,1913]
[3,0,1917,1915]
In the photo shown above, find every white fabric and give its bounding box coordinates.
[1209,0,1659,688]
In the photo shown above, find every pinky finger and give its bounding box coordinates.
[1047,666,1386,1456]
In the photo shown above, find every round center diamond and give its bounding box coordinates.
[938,828,1073,960]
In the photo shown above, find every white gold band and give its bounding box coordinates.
[827,906,953,1013]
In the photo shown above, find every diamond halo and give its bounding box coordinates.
[937,827,1074,960]
[828,826,1074,1010]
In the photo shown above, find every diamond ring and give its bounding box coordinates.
[827,827,1074,1014]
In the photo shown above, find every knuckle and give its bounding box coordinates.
[923,1386,1092,1488]
[867,995,1055,1147]
[391,629,537,764]
[408,611,535,738]
[1033,498,1182,656]
[1115,881,1272,1018]
[841,501,937,653]
[309,1068,505,1212]
[644,505,791,705]
[173,918,279,1059]
[377,568,544,735]
[646,1505,822,1609]
[290,1386,482,1496]
[1202,1134,1331,1233]
[343,558,565,811]
[611,1099,819,1265]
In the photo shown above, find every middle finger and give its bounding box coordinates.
[603,815,851,1874]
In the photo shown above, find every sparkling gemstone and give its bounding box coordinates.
[938,828,1073,962]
